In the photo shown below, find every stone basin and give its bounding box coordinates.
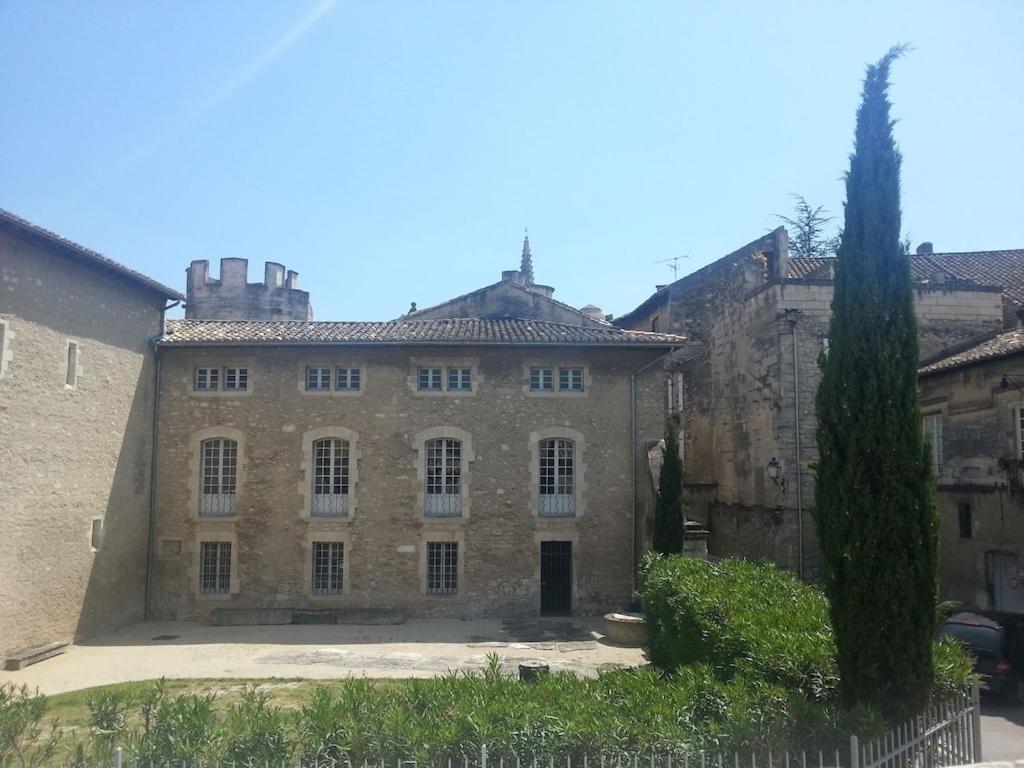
[602,612,647,647]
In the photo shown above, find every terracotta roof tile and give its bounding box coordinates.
[919,326,1024,376]
[160,318,686,347]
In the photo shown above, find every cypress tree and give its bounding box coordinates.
[814,47,938,720]
[653,416,684,554]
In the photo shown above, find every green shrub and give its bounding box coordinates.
[222,687,290,767]
[0,683,60,768]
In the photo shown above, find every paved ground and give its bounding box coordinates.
[980,695,1024,761]
[0,618,647,695]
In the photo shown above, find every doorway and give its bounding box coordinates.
[540,541,572,616]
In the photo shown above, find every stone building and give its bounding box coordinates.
[919,321,1024,613]
[147,248,682,621]
[616,232,1023,581]
[0,209,181,659]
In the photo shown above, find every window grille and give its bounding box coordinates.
[418,367,443,391]
[200,541,231,594]
[66,341,79,387]
[306,367,332,391]
[425,437,462,516]
[312,438,349,516]
[336,367,360,390]
[529,367,554,391]
[923,415,943,479]
[447,367,472,391]
[224,367,248,391]
[312,541,344,594]
[539,438,575,516]
[200,438,237,516]
[426,541,458,594]
[194,367,220,391]
[558,367,584,392]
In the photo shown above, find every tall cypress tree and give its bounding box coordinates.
[653,417,684,554]
[814,47,938,720]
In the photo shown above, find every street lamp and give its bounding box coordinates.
[767,457,785,491]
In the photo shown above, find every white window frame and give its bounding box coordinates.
[311,540,345,595]
[530,427,587,518]
[306,366,332,391]
[300,427,360,520]
[0,319,13,379]
[409,358,480,397]
[529,367,554,392]
[192,362,254,396]
[538,437,576,517]
[522,361,590,397]
[414,427,474,519]
[200,437,238,517]
[1016,403,1024,460]
[197,539,235,597]
[923,414,944,480]
[194,367,220,391]
[425,541,459,595]
[425,437,463,517]
[223,366,248,391]
[418,366,443,391]
[335,367,361,391]
[558,367,584,392]
[312,437,350,517]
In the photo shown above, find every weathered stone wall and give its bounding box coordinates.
[920,357,1024,611]
[186,259,312,321]
[150,344,666,619]
[0,229,164,656]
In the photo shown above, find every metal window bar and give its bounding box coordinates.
[224,367,248,391]
[559,367,583,391]
[199,541,231,594]
[312,438,349,516]
[530,367,554,391]
[200,438,237,516]
[418,367,442,390]
[539,439,575,516]
[427,541,458,594]
[425,438,462,516]
[312,541,344,595]
[307,366,331,390]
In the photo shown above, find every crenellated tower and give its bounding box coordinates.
[185,258,312,321]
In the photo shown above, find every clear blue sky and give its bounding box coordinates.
[2,2,1022,320]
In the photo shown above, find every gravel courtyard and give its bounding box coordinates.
[0,617,646,695]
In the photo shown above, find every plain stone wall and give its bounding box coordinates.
[0,229,164,656]
[150,344,666,620]
[920,358,1024,611]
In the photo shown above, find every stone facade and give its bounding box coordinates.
[186,258,312,321]
[617,231,1012,578]
[149,343,669,619]
[920,351,1024,613]
[0,217,176,656]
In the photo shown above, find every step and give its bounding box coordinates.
[4,641,68,671]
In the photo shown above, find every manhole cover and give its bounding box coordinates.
[150,635,179,641]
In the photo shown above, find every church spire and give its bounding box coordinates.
[520,229,535,285]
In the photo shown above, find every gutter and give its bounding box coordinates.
[784,310,805,581]
[154,340,685,350]
[144,299,180,621]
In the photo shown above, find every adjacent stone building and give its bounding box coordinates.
[919,321,1024,613]
[0,209,181,659]
[617,233,1023,582]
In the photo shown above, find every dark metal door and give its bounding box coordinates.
[540,541,572,616]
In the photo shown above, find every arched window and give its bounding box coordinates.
[200,438,237,516]
[312,438,350,516]
[539,438,575,517]
[425,437,462,516]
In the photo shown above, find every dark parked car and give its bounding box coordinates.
[936,611,1024,704]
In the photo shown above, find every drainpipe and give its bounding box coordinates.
[144,299,179,620]
[630,347,679,594]
[785,310,805,580]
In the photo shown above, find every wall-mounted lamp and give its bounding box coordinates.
[767,457,786,492]
[1000,374,1023,392]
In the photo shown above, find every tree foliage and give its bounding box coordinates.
[653,416,684,554]
[814,46,938,721]
[777,195,840,259]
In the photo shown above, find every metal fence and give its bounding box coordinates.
[98,687,980,768]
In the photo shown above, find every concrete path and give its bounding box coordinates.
[980,696,1024,761]
[0,618,647,695]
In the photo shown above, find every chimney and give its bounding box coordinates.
[916,242,934,255]
[580,304,604,321]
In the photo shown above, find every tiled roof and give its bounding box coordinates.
[789,250,1024,308]
[0,208,183,300]
[919,326,1024,376]
[160,318,686,347]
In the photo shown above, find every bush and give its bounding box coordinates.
[0,683,60,768]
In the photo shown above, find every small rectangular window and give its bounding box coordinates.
[312,541,344,595]
[66,341,79,387]
[224,367,248,391]
[336,367,360,391]
[418,367,443,391]
[530,367,554,391]
[559,367,584,392]
[447,367,472,391]
[90,518,103,551]
[426,541,458,595]
[923,414,943,479]
[194,367,220,391]
[958,503,972,539]
[200,541,232,594]
[306,366,332,391]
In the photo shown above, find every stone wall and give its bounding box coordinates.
[0,229,165,656]
[186,258,311,321]
[150,344,667,619]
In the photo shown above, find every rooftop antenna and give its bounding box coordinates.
[653,252,690,281]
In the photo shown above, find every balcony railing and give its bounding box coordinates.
[425,493,462,517]
[200,493,235,517]
[539,493,575,517]
[312,493,348,517]
[1002,458,1024,498]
